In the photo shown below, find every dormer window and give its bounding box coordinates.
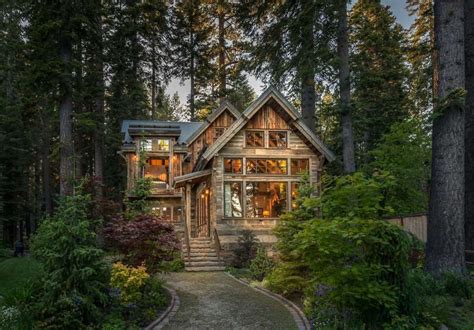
[140,138,170,152]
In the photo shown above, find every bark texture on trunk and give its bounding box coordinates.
[465,0,474,261]
[338,0,356,173]
[301,76,316,133]
[41,112,52,214]
[94,14,105,203]
[59,35,74,196]
[218,0,226,99]
[189,6,196,121]
[426,0,466,274]
[299,1,316,133]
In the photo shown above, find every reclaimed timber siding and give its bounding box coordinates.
[214,112,323,259]
[189,110,236,171]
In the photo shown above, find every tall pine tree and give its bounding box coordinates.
[350,0,408,164]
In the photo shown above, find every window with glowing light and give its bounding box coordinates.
[291,159,309,175]
[246,159,287,174]
[144,157,169,186]
[291,182,299,209]
[246,182,287,218]
[268,131,287,148]
[140,138,170,152]
[224,182,243,217]
[245,131,264,147]
[224,158,242,174]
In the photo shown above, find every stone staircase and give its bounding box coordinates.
[183,237,225,272]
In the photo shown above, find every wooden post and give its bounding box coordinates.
[186,183,192,236]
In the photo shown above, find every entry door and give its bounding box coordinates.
[196,186,210,237]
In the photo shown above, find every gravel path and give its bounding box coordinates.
[160,272,298,330]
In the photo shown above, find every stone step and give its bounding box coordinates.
[184,261,224,267]
[185,266,226,272]
[189,241,212,245]
[190,237,212,241]
[186,246,214,251]
[186,256,220,262]
[188,252,217,257]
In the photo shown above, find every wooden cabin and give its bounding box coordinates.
[120,87,335,270]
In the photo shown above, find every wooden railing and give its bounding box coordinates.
[182,214,190,262]
[213,227,222,262]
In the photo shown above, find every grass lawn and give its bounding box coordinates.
[0,257,43,300]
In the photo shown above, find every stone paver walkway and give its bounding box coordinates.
[160,272,298,330]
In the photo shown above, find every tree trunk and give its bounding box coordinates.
[300,3,316,133]
[426,0,466,274]
[151,40,157,120]
[218,0,226,99]
[41,111,52,214]
[59,22,74,196]
[337,0,356,173]
[301,76,316,133]
[465,0,474,263]
[94,13,105,203]
[189,6,196,121]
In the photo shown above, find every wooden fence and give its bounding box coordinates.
[385,214,474,264]
[385,214,427,242]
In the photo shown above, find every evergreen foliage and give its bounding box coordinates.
[31,188,109,328]
[232,229,259,268]
[350,0,409,165]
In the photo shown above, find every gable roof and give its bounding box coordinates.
[121,120,203,145]
[199,86,336,166]
[185,99,240,145]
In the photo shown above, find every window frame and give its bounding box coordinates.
[140,138,170,152]
[224,158,243,174]
[268,130,288,149]
[290,158,310,175]
[224,181,243,218]
[214,127,226,142]
[244,130,265,148]
[245,158,288,175]
[245,181,288,218]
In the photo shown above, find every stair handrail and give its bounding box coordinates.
[213,227,222,262]
[182,214,191,262]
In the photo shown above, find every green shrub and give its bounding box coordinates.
[30,189,109,328]
[160,253,185,272]
[298,218,413,327]
[442,272,472,299]
[0,248,12,259]
[0,306,20,329]
[249,246,275,281]
[233,230,259,268]
[110,262,149,304]
[264,261,310,297]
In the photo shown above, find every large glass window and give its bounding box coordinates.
[144,157,169,184]
[291,159,309,175]
[224,182,243,217]
[269,131,288,148]
[141,138,170,152]
[245,131,264,147]
[291,182,299,209]
[246,182,287,218]
[224,158,243,174]
[246,159,287,175]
